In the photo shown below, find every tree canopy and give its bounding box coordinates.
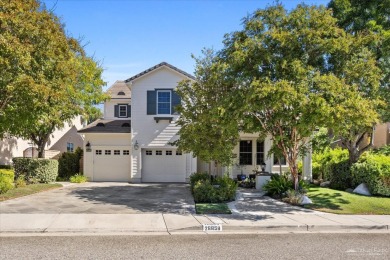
[176,4,383,188]
[0,0,107,157]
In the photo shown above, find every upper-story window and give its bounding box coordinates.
[157,90,171,114]
[67,142,74,153]
[119,105,127,117]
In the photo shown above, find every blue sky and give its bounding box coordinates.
[42,0,330,90]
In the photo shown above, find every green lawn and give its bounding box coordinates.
[0,183,62,201]
[195,203,232,214]
[305,186,390,215]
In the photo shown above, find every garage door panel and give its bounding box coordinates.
[93,148,130,182]
[142,149,186,183]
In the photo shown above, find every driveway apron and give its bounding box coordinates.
[0,182,195,214]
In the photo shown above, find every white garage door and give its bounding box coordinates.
[142,149,186,183]
[93,148,130,181]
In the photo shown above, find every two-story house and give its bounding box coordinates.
[79,62,312,183]
[79,62,197,182]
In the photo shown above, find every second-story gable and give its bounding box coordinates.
[104,80,131,120]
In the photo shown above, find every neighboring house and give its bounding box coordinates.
[373,123,390,148]
[0,116,84,165]
[79,62,312,183]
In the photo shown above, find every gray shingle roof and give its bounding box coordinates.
[78,119,131,133]
[106,80,131,99]
[124,62,195,83]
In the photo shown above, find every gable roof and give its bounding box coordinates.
[124,62,195,83]
[106,80,131,99]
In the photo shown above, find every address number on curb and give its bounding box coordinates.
[203,224,222,231]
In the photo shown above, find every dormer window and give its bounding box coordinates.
[96,122,105,127]
[117,91,125,96]
[119,105,127,117]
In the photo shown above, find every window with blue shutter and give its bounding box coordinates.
[147,89,181,115]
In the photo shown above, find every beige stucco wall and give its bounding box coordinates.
[0,116,84,165]
[373,123,390,148]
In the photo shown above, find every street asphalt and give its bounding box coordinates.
[0,182,389,235]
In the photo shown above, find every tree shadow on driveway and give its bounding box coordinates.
[69,183,195,214]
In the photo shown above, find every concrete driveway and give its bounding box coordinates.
[0,182,195,214]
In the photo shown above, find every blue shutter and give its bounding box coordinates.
[127,105,131,118]
[171,90,181,115]
[147,91,156,115]
[114,105,119,117]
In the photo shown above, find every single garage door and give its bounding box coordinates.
[93,148,130,181]
[142,149,186,183]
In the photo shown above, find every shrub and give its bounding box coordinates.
[189,172,210,192]
[0,169,15,181]
[314,148,349,180]
[193,179,217,203]
[372,145,390,156]
[15,176,27,188]
[0,175,14,194]
[351,154,390,196]
[13,158,58,183]
[263,174,292,197]
[192,174,237,203]
[282,189,303,205]
[58,147,83,180]
[326,160,351,190]
[69,174,88,183]
[214,175,238,201]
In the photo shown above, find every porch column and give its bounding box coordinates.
[302,145,312,182]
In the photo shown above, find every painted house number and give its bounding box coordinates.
[203,224,222,231]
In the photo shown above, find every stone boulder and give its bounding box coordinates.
[320,181,330,187]
[300,195,313,205]
[353,183,372,196]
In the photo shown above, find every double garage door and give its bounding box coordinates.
[93,147,130,182]
[142,149,186,183]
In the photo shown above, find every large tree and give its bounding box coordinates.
[328,0,390,162]
[177,4,382,189]
[175,50,239,171]
[0,0,107,157]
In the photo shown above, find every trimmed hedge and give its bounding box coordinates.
[191,173,237,203]
[0,169,15,180]
[12,158,58,183]
[326,160,352,190]
[0,165,12,169]
[58,147,83,180]
[351,154,390,196]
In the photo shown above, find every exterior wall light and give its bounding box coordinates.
[86,141,91,152]
[134,140,139,150]
[261,162,266,172]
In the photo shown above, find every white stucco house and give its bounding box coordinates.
[0,116,84,165]
[79,62,311,183]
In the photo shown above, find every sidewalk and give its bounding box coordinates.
[1,212,389,236]
[1,188,389,236]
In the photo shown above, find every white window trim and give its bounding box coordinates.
[118,105,127,118]
[156,90,171,115]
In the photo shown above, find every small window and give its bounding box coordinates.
[67,142,74,153]
[96,122,105,127]
[146,150,152,155]
[274,155,287,165]
[156,150,162,155]
[176,151,182,155]
[114,150,120,155]
[96,150,102,155]
[119,105,127,117]
[166,150,172,155]
[105,150,111,155]
[123,150,130,155]
[117,91,125,96]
